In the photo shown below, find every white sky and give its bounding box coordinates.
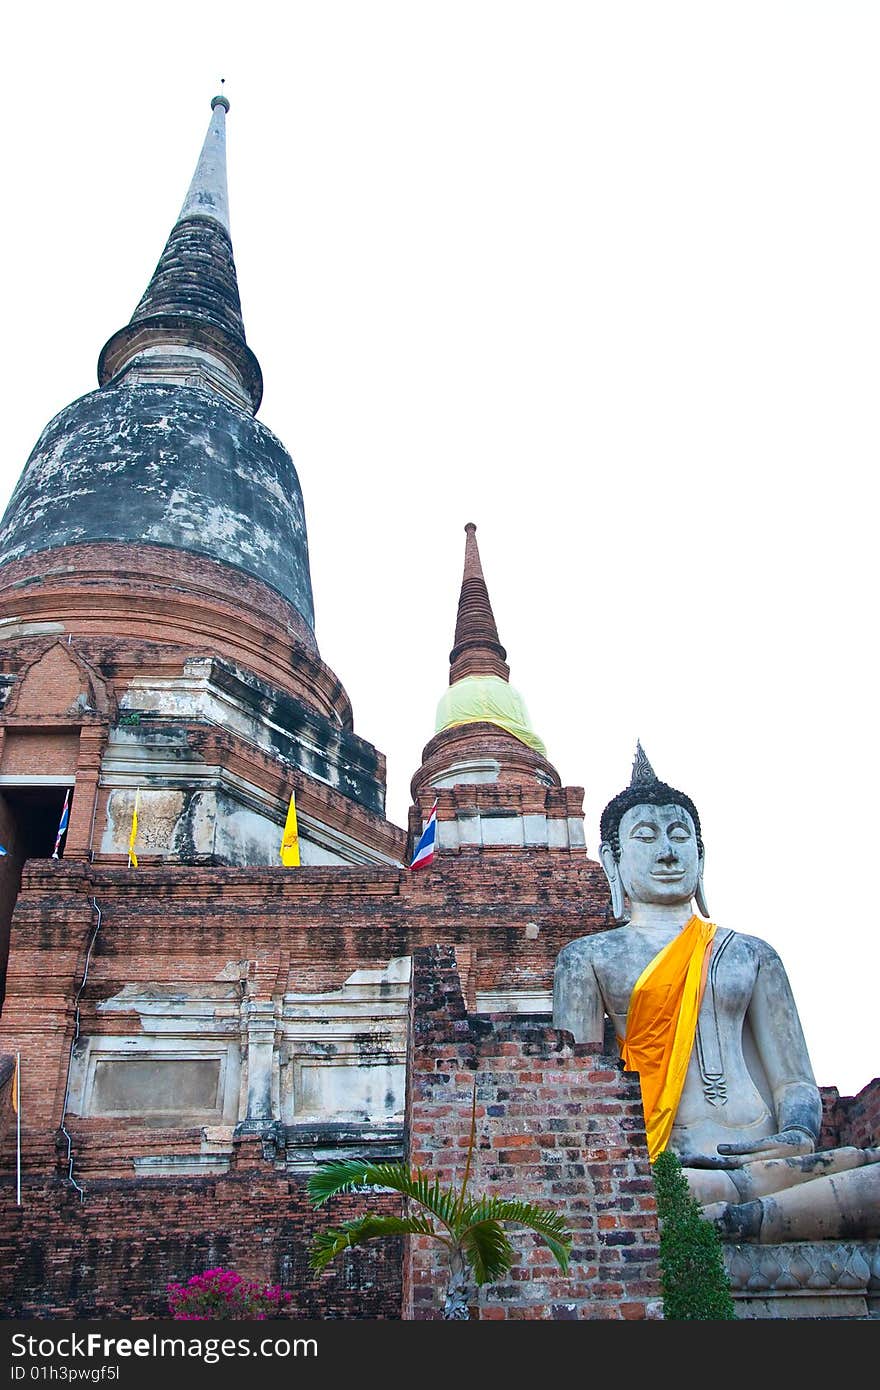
[2,3,877,1098]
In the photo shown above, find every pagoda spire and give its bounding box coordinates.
[409,522,557,810]
[178,91,231,230]
[97,93,263,412]
[448,523,510,683]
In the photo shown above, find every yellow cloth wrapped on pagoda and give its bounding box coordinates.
[620,915,717,1162]
[434,674,547,755]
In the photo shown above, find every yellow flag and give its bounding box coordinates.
[11,1055,18,1115]
[128,789,139,868]
[280,792,300,867]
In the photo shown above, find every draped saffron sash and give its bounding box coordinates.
[619,915,717,1162]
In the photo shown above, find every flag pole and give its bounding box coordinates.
[15,1052,21,1206]
[51,787,71,860]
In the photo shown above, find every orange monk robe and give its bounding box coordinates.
[620,915,717,1162]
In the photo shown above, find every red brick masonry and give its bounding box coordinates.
[403,945,663,1320]
[0,1129,403,1319]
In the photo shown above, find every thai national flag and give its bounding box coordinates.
[409,799,438,871]
[51,790,71,860]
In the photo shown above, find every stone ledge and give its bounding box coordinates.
[724,1239,880,1320]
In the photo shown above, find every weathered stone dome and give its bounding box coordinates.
[0,382,315,632]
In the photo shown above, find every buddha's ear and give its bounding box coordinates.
[695,848,710,918]
[599,841,627,922]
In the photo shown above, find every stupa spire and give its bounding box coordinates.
[410,522,555,807]
[448,523,510,683]
[178,90,231,231]
[97,92,263,412]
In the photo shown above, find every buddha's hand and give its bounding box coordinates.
[675,1150,743,1169]
[716,1130,816,1162]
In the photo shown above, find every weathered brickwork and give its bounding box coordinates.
[0,844,617,1318]
[0,545,324,713]
[0,797,21,999]
[821,1081,880,1150]
[0,732,80,778]
[0,850,609,1181]
[0,1055,14,1168]
[402,945,662,1320]
[0,1160,402,1319]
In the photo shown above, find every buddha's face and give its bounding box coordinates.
[616,802,700,906]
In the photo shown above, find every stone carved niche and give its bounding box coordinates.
[5,639,114,722]
[68,1034,241,1128]
[89,1056,224,1118]
[65,960,411,1151]
[280,958,411,1127]
[66,983,244,1136]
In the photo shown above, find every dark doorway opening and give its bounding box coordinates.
[3,785,73,859]
[0,784,74,1013]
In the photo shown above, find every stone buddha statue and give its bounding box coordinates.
[553,744,879,1244]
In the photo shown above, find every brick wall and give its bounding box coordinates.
[0,731,80,777]
[0,1054,14,1170]
[0,1139,403,1319]
[0,544,327,719]
[0,852,609,1181]
[0,944,665,1321]
[402,945,662,1320]
[821,1079,880,1149]
[0,797,23,1002]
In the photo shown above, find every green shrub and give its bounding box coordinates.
[651,1150,737,1320]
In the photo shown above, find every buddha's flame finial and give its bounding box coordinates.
[630,740,658,788]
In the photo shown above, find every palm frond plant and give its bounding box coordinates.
[307,1083,571,1319]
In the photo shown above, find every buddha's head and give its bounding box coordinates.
[598,743,708,921]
